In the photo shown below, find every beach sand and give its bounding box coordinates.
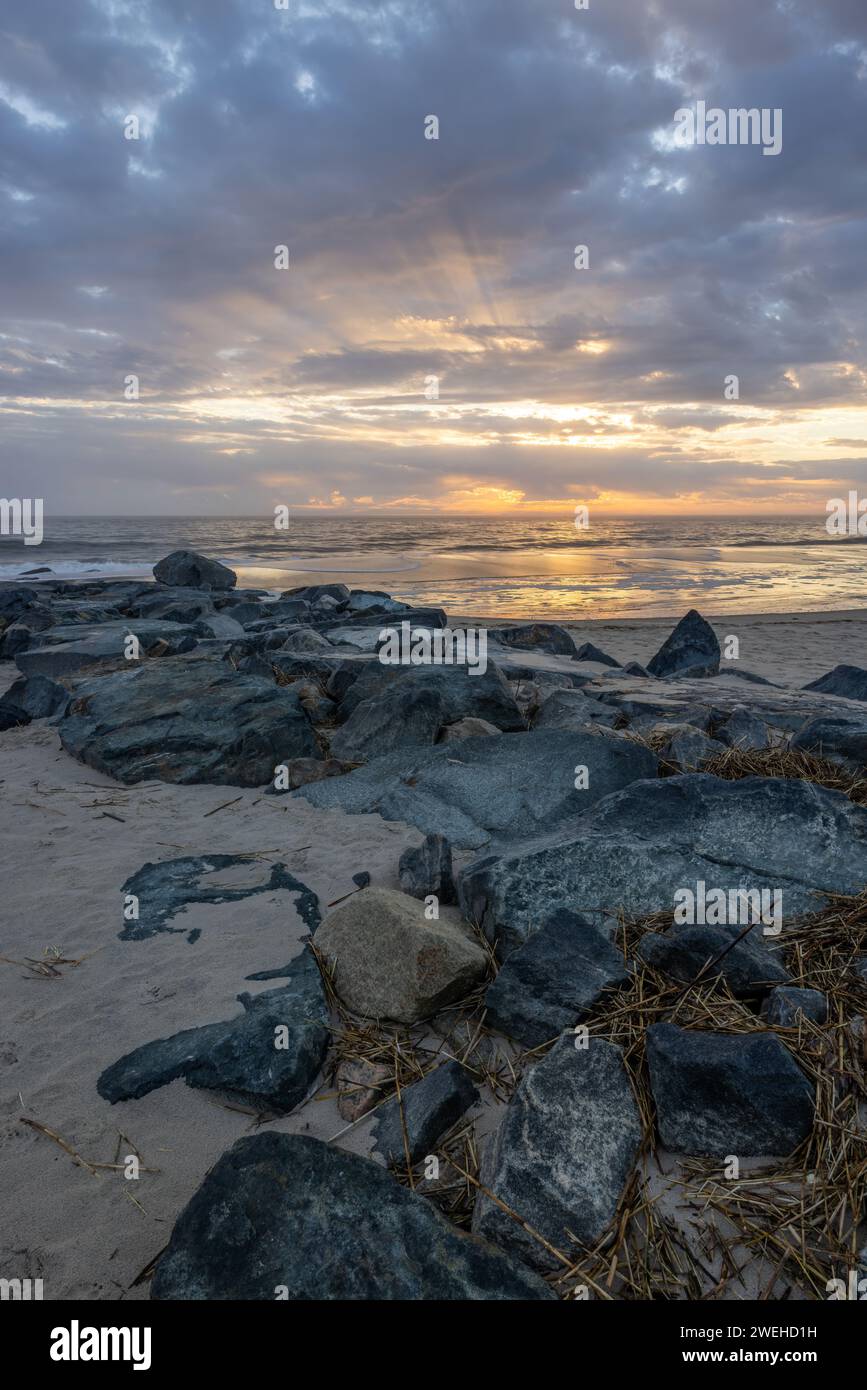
[0,606,863,1299]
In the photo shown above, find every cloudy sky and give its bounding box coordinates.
[1,0,867,515]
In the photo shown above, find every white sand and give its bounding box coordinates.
[0,607,862,1299]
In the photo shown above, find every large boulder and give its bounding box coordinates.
[483,911,629,1047]
[372,1060,479,1166]
[3,673,69,720]
[297,728,658,851]
[151,1132,554,1300]
[0,698,31,731]
[153,550,237,591]
[59,656,319,785]
[460,773,867,954]
[16,620,201,677]
[488,623,578,659]
[803,665,867,703]
[645,1023,814,1156]
[792,714,867,771]
[533,687,619,731]
[97,949,328,1112]
[329,664,523,761]
[314,887,487,1023]
[647,610,720,679]
[472,1036,642,1271]
[637,921,789,995]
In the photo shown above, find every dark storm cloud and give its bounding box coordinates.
[0,0,865,510]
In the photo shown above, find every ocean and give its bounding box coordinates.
[1,514,866,620]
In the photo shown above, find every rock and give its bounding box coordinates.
[803,665,867,703]
[398,834,456,904]
[282,583,350,608]
[533,687,619,730]
[97,948,329,1111]
[761,986,828,1026]
[658,723,724,770]
[59,657,319,785]
[281,628,335,655]
[314,887,487,1023]
[439,716,502,742]
[0,585,40,622]
[472,1036,642,1271]
[196,611,245,641]
[621,661,649,677]
[346,590,409,614]
[329,664,524,760]
[274,756,355,791]
[483,911,629,1047]
[792,715,867,771]
[645,1023,814,1156]
[488,622,578,658]
[119,854,321,943]
[336,1058,391,1122]
[352,871,371,889]
[372,1060,479,1166]
[637,921,789,995]
[460,773,867,954]
[151,1132,555,1300]
[3,673,69,720]
[15,620,202,677]
[0,698,31,731]
[717,705,777,750]
[153,550,236,591]
[298,728,658,851]
[574,641,620,668]
[647,609,720,679]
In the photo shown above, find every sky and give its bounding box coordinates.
[1,0,867,517]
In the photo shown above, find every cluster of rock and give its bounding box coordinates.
[3,551,866,1299]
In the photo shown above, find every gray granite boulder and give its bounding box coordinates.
[15,620,202,677]
[487,622,578,658]
[658,723,724,770]
[151,1132,555,1300]
[803,665,867,703]
[59,656,319,785]
[761,986,828,1026]
[372,1060,479,1166]
[97,948,328,1112]
[637,921,789,995]
[792,714,867,771]
[153,550,236,591]
[398,833,456,903]
[459,773,867,954]
[647,609,720,679]
[314,887,487,1023]
[298,728,658,851]
[574,641,620,667]
[483,911,629,1047]
[3,673,70,720]
[717,705,777,750]
[472,1036,642,1271]
[646,1023,814,1156]
[533,687,619,730]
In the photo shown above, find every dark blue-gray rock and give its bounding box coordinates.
[151,1132,554,1300]
[0,585,40,623]
[658,723,724,770]
[803,665,867,703]
[299,728,658,851]
[398,833,455,903]
[346,590,409,615]
[761,986,828,1026]
[646,1023,814,1156]
[282,582,350,608]
[119,854,320,943]
[372,1060,479,1166]
[717,705,777,750]
[0,612,53,658]
[329,664,524,760]
[533,687,619,730]
[472,1036,641,1271]
[621,661,650,677]
[647,610,720,679]
[59,657,319,785]
[574,641,620,668]
[488,623,578,659]
[638,921,789,995]
[352,871,371,889]
[459,773,867,954]
[281,627,335,655]
[15,620,202,677]
[126,588,216,623]
[3,673,70,720]
[483,911,629,1046]
[153,550,237,591]
[97,948,328,1111]
[0,698,30,731]
[792,715,867,771]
